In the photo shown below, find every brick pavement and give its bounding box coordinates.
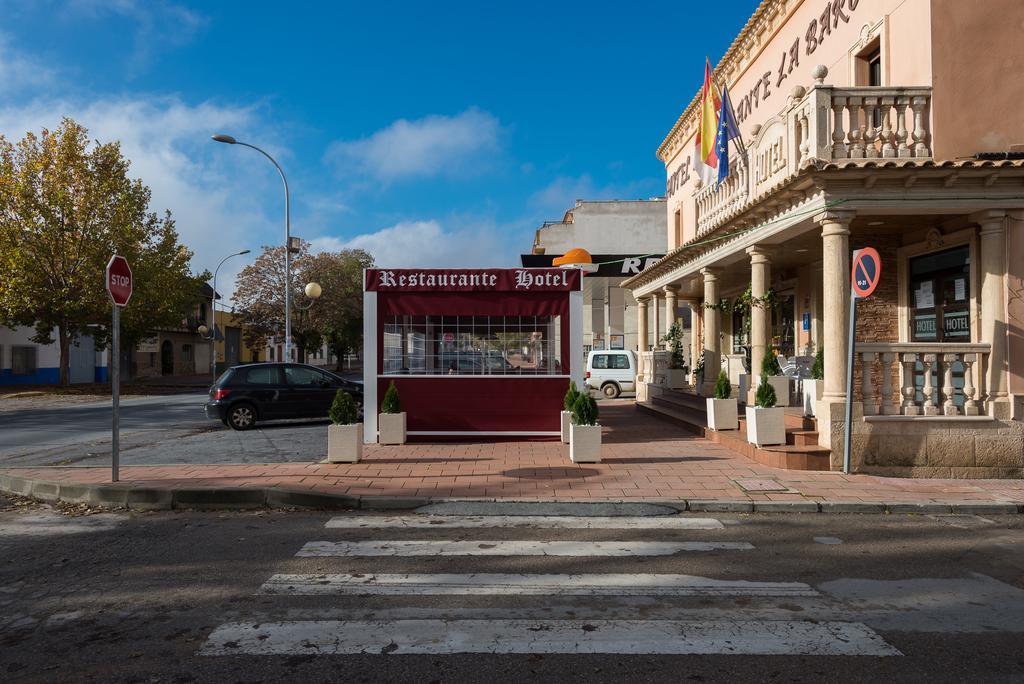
[2,400,1022,505]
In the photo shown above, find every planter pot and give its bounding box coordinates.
[666,369,688,389]
[569,423,602,463]
[560,411,572,443]
[763,375,791,407]
[706,398,739,431]
[327,423,363,463]
[803,379,823,417]
[378,412,407,445]
[745,406,786,447]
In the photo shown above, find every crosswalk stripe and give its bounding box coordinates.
[260,573,818,597]
[200,619,901,656]
[296,540,753,557]
[325,515,725,530]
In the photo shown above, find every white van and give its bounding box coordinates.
[585,350,637,399]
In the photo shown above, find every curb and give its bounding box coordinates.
[1,474,1022,515]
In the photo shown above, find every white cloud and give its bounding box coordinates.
[0,95,281,304]
[0,34,57,91]
[310,219,518,269]
[324,108,501,183]
[528,174,655,218]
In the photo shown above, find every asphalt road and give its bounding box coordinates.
[2,503,1023,683]
[0,393,334,467]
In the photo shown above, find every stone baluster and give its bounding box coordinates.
[880,352,900,415]
[941,353,959,415]
[799,110,810,163]
[880,97,896,157]
[847,96,864,158]
[861,351,878,416]
[962,353,979,416]
[862,97,878,158]
[901,352,920,415]
[895,96,911,157]
[921,353,939,415]
[831,97,848,159]
[911,96,930,157]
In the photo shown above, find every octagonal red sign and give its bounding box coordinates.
[106,255,133,306]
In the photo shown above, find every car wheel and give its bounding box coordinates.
[601,383,621,399]
[227,403,257,430]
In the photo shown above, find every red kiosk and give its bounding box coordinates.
[363,268,584,441]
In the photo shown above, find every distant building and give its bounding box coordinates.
[522,199,670,361]
[0,325,106,385]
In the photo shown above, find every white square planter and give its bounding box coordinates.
[327,423,363,463]
[745,406,786,447]
[569,423,602,463]
[560,411,571,443]
[706,398,738,431]
[803,379,823,417]
[763,375,791,407]
[378,412,407,445]
[666,369,688,389]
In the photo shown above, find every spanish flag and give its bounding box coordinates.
[693,57,722,184]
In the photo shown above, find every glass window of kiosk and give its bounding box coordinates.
[908,245,971,407]
[382,315,563,376]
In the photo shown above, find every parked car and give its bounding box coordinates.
[585,350,637,399]
[205,363,364,430]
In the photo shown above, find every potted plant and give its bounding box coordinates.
[706,370,738,431]
[327,390,362,463]
[561,381,580,443]
[760,351,791,407]
[569,392,601,463]
[746,375,786,446]
[378,380,406,445]
[661,321,689,389]
[804,347,824,417]
[693,351,706,396]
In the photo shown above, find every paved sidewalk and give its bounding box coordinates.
[2,401,1022,510]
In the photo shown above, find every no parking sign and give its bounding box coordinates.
[851,247,881,298]
[843,247,882,475]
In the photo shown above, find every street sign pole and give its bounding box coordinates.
[111,303,120,482]
[844,247,882,475]
[842,289,857,475]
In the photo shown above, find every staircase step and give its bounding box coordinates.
[787,430,820,446]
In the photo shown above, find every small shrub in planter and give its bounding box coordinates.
[561,381,580,443]
[804,347,824,417]
[759,351,790,407]
[662,321,689,388]
[378,381,406,445]
[707,370,738,431]
[693,351,706,395]
[746,376,785,447]
[327,390,362,463]
[569,393,601,463]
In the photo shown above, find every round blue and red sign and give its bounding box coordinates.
[851,247,881,298]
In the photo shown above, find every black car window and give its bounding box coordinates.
[244,367,279,385]
[284,366,330,387]
[592,354,609,369]
[612,355,631,370]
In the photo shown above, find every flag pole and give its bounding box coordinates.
[713,76,749,162]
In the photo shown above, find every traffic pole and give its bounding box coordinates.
[842,289,857,475]
[111,303,120,482]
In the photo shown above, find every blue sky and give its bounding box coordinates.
[0,0,752,295]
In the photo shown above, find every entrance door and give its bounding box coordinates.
[69,334,95,384]
[225,327,241,368]
[160,340,174,375]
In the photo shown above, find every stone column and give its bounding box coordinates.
[684,298,702,373]
[651,292,661,351]
[701,268,720,395]
[815,210,855,456]
[636,296,649,384]
[663,285,680,349]
[746,246,773,403]
[976,210,1009,407]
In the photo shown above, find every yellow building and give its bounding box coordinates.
[625,0,1024,477]
[211,309,265,374]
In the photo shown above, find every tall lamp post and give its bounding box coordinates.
[199,249,250,378]
[212,133,295,361]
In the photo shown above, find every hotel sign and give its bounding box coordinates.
[366,268,582,292]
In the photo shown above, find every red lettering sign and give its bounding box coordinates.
[365,268,582,293]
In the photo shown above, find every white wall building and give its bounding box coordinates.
[0,325,107,385]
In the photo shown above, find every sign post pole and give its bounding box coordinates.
[111,304,120,482]
[844,247,882,475]
[105,255,133,484]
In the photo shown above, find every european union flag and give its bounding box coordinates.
[715,85,742,187]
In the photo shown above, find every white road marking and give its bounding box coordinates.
[296,540,753,557]
[325,515,724,530]
[813,537,844,545]
[261,573,818,597]
[200,619,901,656]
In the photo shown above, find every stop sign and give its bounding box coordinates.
[105,255,133,306]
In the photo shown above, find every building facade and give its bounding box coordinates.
[0,325,106,385]
[523,199,670,362]
[623,0,1024,477]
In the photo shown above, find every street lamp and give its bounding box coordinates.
[212,133,295,361]
[200,249,251,378]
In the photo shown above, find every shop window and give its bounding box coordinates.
[909,245,970,343]
[731,309,748,354]
[771,294,796,359]
[382,315,563,376]
[12,346,37,375]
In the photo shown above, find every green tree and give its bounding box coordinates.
[302,248,374,370]
[0,118,207,385]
